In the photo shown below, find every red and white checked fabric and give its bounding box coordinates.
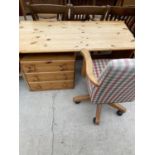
[87,59,135,104]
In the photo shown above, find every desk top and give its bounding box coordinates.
[19,21,135,53]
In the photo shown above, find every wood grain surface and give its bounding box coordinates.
[19,21,135,53]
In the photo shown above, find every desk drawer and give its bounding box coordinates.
[21,60,74,73]
[29,80,74,91]
[20,53,75,73]
[25,71,74,82]
[20,53,76,91]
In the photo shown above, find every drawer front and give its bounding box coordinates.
[25,71,74,82]
[29,80,74,91]
[21,61,75,73]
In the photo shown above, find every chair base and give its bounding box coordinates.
[108,103,127,113]
[73,95,90,103]
[93,117,99,125]
[94,103,102,125]
[73,95,127,125]
[116,110,124,116]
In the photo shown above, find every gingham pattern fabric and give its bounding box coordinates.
[87,59,110,93]
[87,59,135,104]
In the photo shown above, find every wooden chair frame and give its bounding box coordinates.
[20,0,32,20]
[28,2,69,20]
[29,0,67,5]
[70,0,117,6]
[70,0,95,5]
[106,6,135,34]
[70,5,108,21]
[73,49,127,125]
[20,0,27,20]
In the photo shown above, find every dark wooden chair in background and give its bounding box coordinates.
[20,0,68,20]
[29,0,67,5]
[105,6,135,58]
[70,0,95,5]
[70,0,117,6]
[20,0,135,20]
[116,0,135,6]
[70,5,108,21]
[69,0,135,6]
[28,1,69,20]
[106,6,135,35]
[20,0,32,20]
[95,0,117,6]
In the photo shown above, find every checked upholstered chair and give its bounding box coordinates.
[73,49,135,125]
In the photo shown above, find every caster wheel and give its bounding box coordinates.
[93,117,96,124]
[116,110,124,116]
[74,101,81,104]
[93,117,99,125]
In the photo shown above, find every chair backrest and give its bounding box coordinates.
[70,0,117,6]
[106,6,135,34]
[91,59,135,104]
[29,0,67,5]
[70,0,94,5]
[116,0,135,6]
[29,3,69,20]
[70,5,108,21]
[20,0,27,20]
[95,0,117,6]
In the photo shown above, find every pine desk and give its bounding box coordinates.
[19,21,135,91]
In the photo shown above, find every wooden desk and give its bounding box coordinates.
[20,21,134,53]
[20,21,135,91]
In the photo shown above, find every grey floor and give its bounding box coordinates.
[19,61,135,155]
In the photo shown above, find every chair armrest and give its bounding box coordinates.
[81,49,99,87]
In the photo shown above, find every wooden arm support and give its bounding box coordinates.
[81,49,99,87]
